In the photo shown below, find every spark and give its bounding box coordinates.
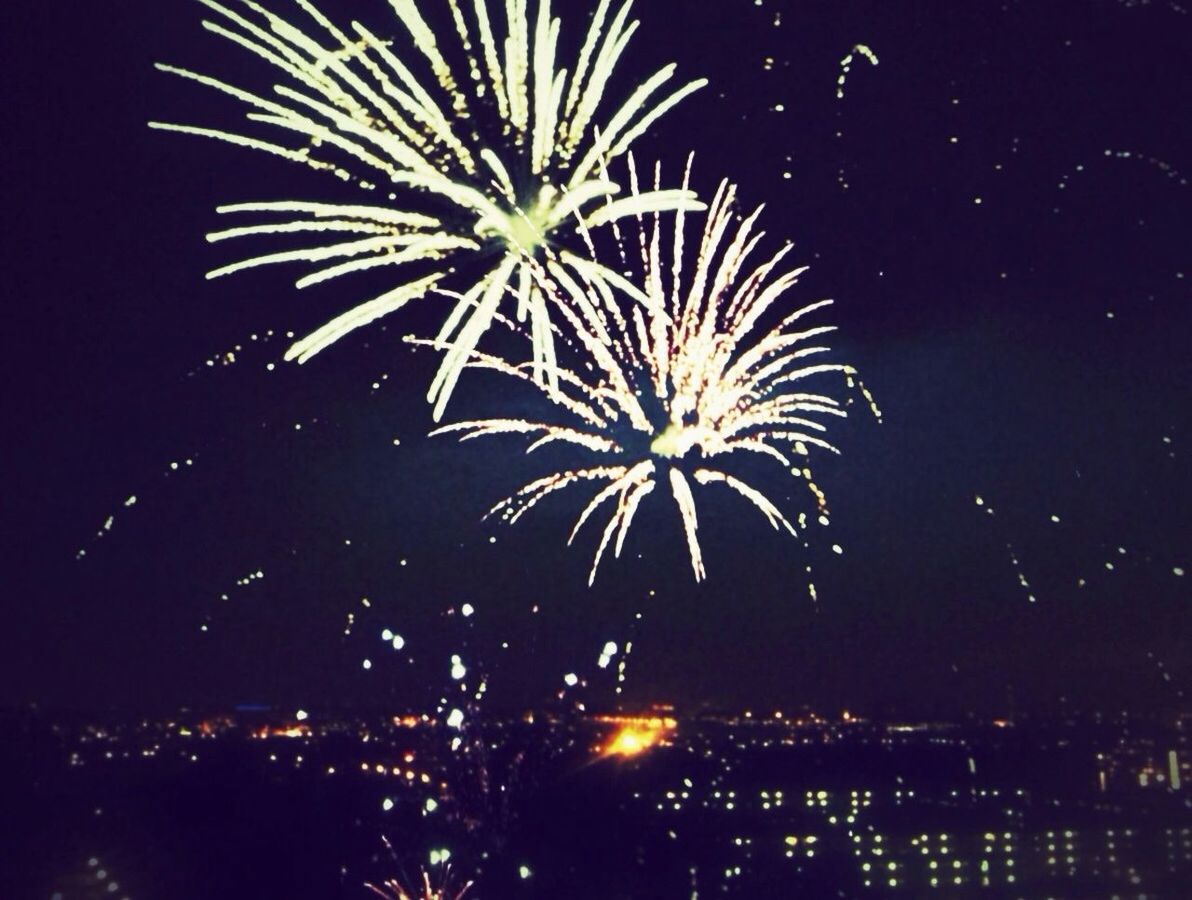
[597,640,617,668]
[432,167,876,582]
[188,327,286,375]
[154,0,706,418]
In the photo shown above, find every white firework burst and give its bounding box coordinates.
[153,0,706,418]
[430,162,879,583]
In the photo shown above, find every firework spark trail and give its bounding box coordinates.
[973,484,1189,607]
[154,0,706,419]
[74,456,200,560]
[431,166,878,583]
[187,326,290,375]
[1055,149,1189,191]
[74,493,139,560]
[835,43,878,100]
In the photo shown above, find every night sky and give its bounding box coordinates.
[5,0,1189,718]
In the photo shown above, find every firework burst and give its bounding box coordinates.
[367,876,469,900]
[431,163,879,583]
[367,849,472,900]
[153,0,705,418]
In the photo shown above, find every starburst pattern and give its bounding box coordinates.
[431,164,879,582]
[153,0,705,418]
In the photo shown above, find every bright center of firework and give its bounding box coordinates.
[650,421,695,459]
[497,185,557,255]
[504,208,547,254]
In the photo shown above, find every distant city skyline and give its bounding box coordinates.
[9,705,1192,898]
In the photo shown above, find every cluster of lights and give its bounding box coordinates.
[49,709,1192,895]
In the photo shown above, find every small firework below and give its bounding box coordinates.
[595,714,677,760]
[367,870,471,900]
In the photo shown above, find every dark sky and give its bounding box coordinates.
[4,0,1189,717]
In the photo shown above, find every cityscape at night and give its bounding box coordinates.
[7,706,1192,897]
[4,0,1189,897]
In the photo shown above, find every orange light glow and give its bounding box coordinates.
[251,723,311,739]
[197,717,233,735]
[597,716,677,760]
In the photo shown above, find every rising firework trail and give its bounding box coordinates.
[431,161,879,583]
[153,0,706,418]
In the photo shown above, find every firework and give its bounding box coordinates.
[431,163,878,583]
[153,0,706,418]
[367,862,471,900]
